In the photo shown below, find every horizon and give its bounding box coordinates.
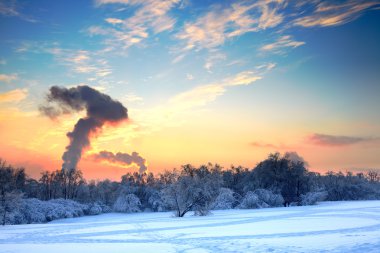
[1,0,380,181]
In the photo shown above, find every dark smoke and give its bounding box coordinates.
[91,151,148,173]
[40,85,128,170]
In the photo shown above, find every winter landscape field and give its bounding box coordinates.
[1,200,380,253]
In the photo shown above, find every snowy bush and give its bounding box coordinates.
[238,190,284,209]
[148,191,167,212]
[1,198,89,225]
[22,198,48,223]
[212,188,236,210]
[238,192,261,209]
[113,193,141,213]
[301,191,327,206]
[253,189,284,207]
[87,203,103,215]
[101,204,112,213]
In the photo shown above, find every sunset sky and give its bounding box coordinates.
[1,0,380,180]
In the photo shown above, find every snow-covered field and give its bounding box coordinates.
[1,201,380,253]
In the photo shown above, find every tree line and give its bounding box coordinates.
[1,152,380,225]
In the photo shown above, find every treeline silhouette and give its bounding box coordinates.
[1,153,379,224]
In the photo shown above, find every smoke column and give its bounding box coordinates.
[40,85,128,170]
[91,151,148,173]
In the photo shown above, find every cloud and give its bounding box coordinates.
[105,18,123,24]
[47,47,112,78]
[168,64,272,111]
[0,88,28,103]
[308,133,380,146]
[250,141,288,149]
[14,42,111,80]
[0,0,37,22]
[294,1,380,27]
[0,59,6,65]
[122,93,144,104]
[92,0,179,51]
[175,0,285,52]
[0,73,18,83]
[169,84,226,110]
[186,73,194,80]
[261,35,305,53]
[204,53,226,73]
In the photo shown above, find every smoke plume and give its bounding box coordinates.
[91,151,148,173]
[40,85,128,170]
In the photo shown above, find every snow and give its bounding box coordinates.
[1,201,380,253]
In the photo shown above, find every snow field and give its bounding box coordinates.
[1,200,380,253]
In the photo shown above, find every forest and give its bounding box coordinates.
[1,152,380,225]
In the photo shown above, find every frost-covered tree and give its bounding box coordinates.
[253,189,284,208]
[301,191,327,205]
[252,152,310,206]
[147,190,167,212]
[238,189,284,209]
[113,193,141,213]
[238,191,261,209]
[0,191,23,225]
[212,188,237,210]
[161,164,222,217]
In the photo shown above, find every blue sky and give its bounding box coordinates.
[1,0,380,179]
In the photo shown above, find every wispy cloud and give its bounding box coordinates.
[186,73,194,80]
[250,141,288,150]
[17,42,113,79]
[261,35,305,53]
[0,73,18,83]
[91,0,179,51]
[49,47,112,78]
[175,0,285,52]
[308,133,380,146]
[168,64,273,111]
[0,0,37,23]
[0,88,28,103]
[121,93,144,104]
[105,18,123,25]
[204,52,226,73]
[294,1,380,27]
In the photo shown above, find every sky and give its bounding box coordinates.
[1,0,380,180]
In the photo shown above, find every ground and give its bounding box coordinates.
[1,201,380,253]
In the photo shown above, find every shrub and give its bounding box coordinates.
[301,191,327,205]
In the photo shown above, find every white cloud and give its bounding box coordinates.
[0,1,37,23]
[105,18,124,24]
[261,35,305,53]
[175,0,285,52]
[92,0,179,51]
[168,65,271,111]
[294,1,380,27]
[0,73,18,83]
[0,88,28,103]
[204,53,226,73]
[186,73,194,80]
[47,47,112,78]
[122,93,144,104]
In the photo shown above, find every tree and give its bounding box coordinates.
[161,164,222,217]
[0,191,23,225]
[0,159,24,225]
[212,188,237,210]
[113,193,141,213]
[252,152,310,206]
